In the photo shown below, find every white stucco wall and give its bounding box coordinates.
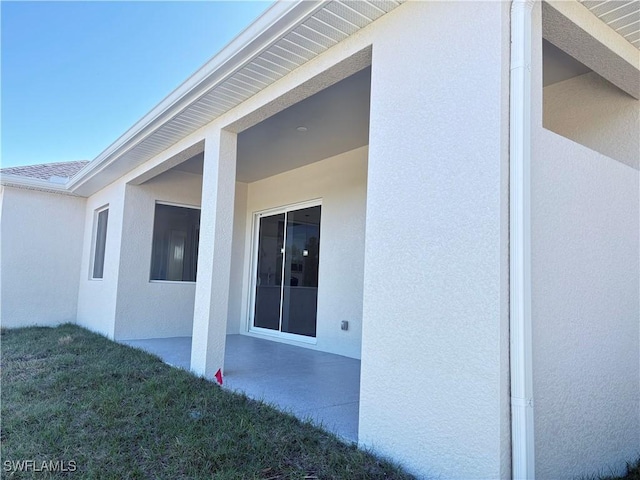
[359,2,511,479]
[115,169,202,340]
[227,181,248,335]
[2,0,630,477]
[531,130,639,479]
[533,9,640,478]
[237,146,368,360]
[543,71,639,169]
[0,187,85,327]
[76,181,126,338]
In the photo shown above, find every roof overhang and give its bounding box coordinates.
[544,1,640,99]
[64,0,402,197]
[0,174,81,196]
[3,0,637,197]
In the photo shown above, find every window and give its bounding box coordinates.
[91,207,109,279]
[150,203,200,282]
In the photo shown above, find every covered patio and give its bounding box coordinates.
[122,335,360,442]
[117,57,371,447]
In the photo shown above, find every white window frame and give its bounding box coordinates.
[149,201,201,284]
[246,198,322,345]
[90,205,109,280]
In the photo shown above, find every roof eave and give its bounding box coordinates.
[0,174,79,196]
[66,0,324,195]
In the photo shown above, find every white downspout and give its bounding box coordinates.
[510,1,536,479]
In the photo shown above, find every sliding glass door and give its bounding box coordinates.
[252,203,321,339]
[253,213,284,331]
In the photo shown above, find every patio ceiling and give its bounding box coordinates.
[170,67,371,183]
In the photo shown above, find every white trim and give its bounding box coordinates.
[252,198,322,218]
[0,174,78,196]
[155,200,201,210]
[249,326,317,345]
[246,198,322,344]
[510,1,535,479]
[5,3,401,197]
[277,214,288,332]
[89,205,109,280]
[66,1,327,194]
[149,202,201,283]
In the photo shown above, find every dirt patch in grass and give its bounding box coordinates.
[1,324,414,479]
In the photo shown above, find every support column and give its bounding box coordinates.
[190,128,237,378]
[358,2,508,478]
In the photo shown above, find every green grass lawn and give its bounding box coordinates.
[1,324,413,479]
[599,461,640,480]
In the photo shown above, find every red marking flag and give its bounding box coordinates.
[214,368,223,385]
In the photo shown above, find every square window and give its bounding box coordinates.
[150,203,200,282]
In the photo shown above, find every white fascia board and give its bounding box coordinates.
[67,0,324,194]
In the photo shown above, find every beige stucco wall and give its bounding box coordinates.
[0,187,85,328]
[532,130,639,479]
[533,5,640,478]
[114,169,203,340]
[234,146,368,360]
[359,2,511,479]
[23,1,636,477]
[76,181,126,338]
[227,181,248,335]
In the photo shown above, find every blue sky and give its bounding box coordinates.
[1,1,272,168]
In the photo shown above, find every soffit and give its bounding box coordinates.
[579,1,640,49]
[543,1,640,98]
[70,0,402,196]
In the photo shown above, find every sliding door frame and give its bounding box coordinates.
[247,198,322,344]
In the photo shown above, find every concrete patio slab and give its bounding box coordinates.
[121,334,360,442]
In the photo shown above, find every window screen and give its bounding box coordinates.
[150,204,200,282]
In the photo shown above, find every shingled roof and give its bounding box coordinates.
[0,160,89,181]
